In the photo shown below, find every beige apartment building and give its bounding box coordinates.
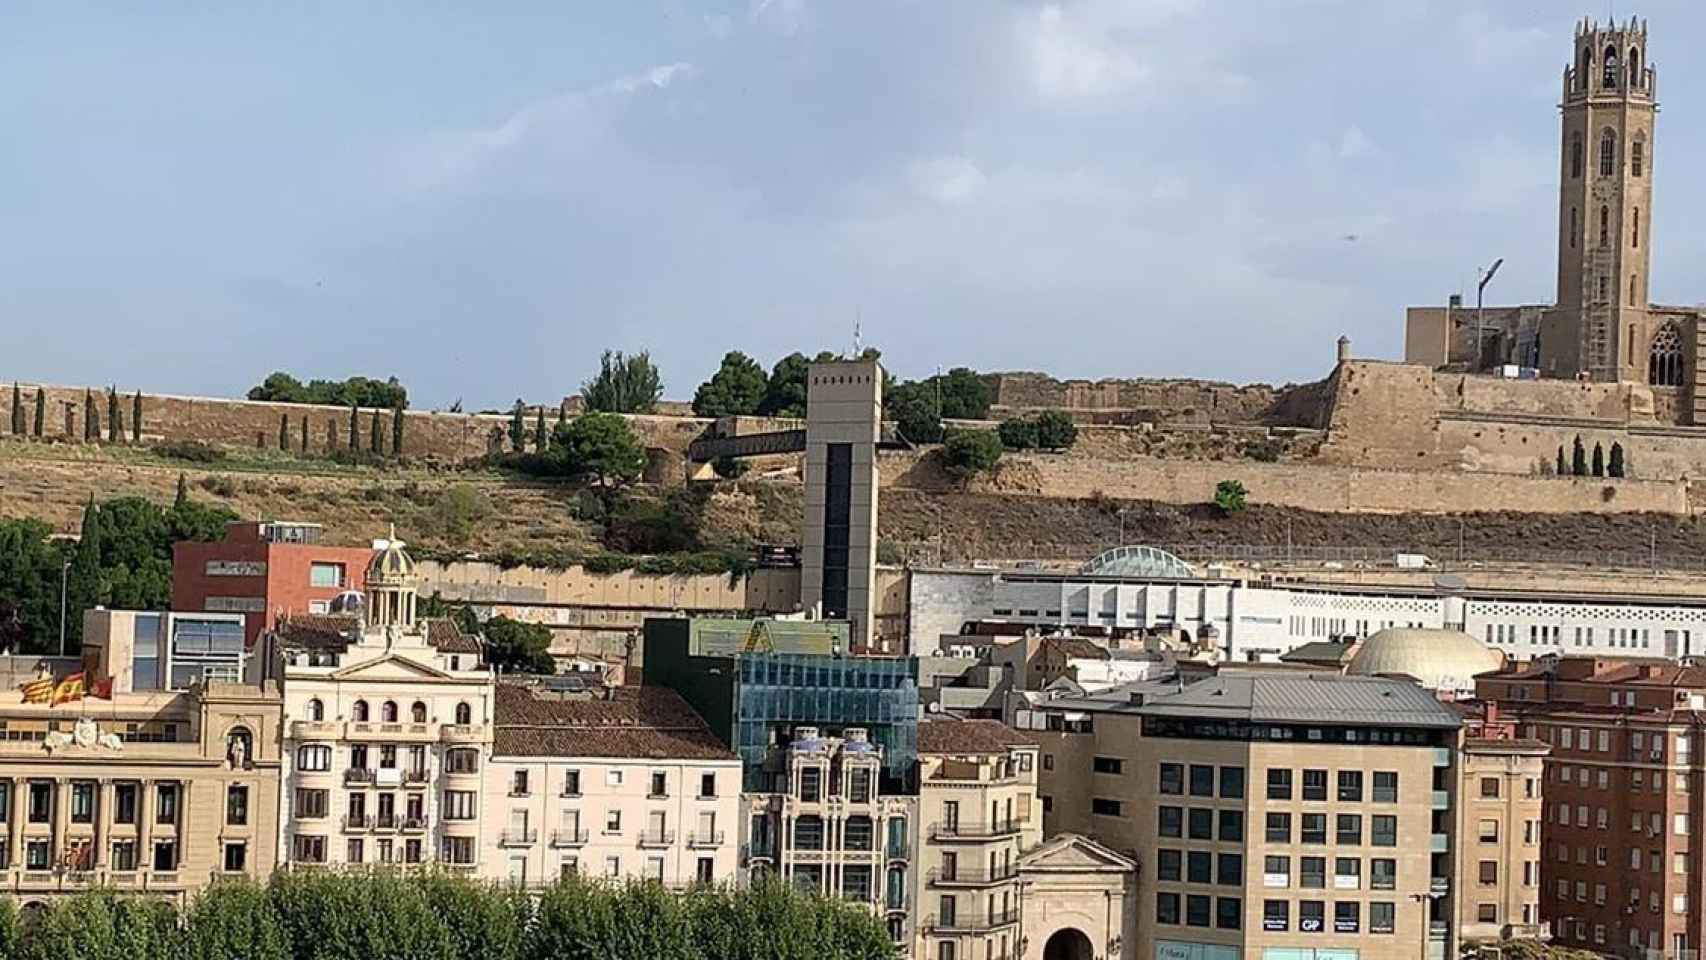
[481,681,740,887]
[271,536,493,872]
[1035,673,1490,960]
[0,637,281,907]
[1452,702,1548,950]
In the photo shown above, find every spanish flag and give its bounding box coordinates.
[51,672,85,706]
[19,677,53,704]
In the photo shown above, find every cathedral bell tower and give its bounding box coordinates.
[1552,16,1656,382]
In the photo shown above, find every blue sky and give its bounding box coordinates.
[5,1,1704,409]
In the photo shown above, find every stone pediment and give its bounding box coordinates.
[1020,833,1136,873]
[329,653,451,682]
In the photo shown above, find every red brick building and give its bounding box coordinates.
[172,521,376,647]
[1476,656,1706,957]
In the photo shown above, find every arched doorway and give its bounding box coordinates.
[1042,928,1094,960]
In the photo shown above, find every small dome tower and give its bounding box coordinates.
[364,527,418,630]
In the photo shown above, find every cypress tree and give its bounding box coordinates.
[131,390,142,441]
[1571,436,1587,476]
[1610,442,1626,478]
[107,387,121,442]
[534,408,547,450]
[279,413,291,452]
[9,383,21,435]
[557,404,567,429]
[84,389,99,441]
[174,473,189,509]
[1592,442,1605,477]
[370,408,382,454]
[348,405,359,451]
[1555,446,1566,477]
[509,401,525,452]
[32,387,45,438]
[392,405,405,457]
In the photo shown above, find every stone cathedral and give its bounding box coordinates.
[1405,17,1706,423]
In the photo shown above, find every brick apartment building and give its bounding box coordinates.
[172,521,375,647]
[1477,656,1706,958]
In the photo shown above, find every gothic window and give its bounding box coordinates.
[1633,208,1640,248]
[1580,45,1593,91]
[1603,46,1619,89]
[1649,324,1683,387]
[1570,207,1578,249]
[1600,206,1610,246]
[1570,133,1583,179]
[1600,130,1618,177]
[1632,139,1645,178]
[1630,47,1642,87]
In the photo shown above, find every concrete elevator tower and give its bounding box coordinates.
[800,359,882,648]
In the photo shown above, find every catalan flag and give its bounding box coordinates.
[19,676,53,704]
[51,672,85,706]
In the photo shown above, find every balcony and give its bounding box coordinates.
[638,830,676,849]
[1430,833,1449,853]
[439,724,486,745]
[551,828,590,848]
[1430,790,1449,810]
[342,814,371,832]
[687,832,726,849]
[499,829,538,847]
[1432,747,1451,768]
[927,866,1018,887]
[929,820,1022,842]
[743,843,775,863]
[923,909,1020,933]
[400,817,427,834]
[1501,923,1547,940]
[290,720,339,740]
[373,814,399,832]
[1430,877,1450,896]
[343,768,375,786]
[403,768,430,786]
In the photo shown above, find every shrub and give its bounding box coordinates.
[996,418,1038,451]
[1033,409,1078,450]
[1214,479,1248,514]
[712,456,749,480]
[942,430,1003,486]
[155,440,226,464]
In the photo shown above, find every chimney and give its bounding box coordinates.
[1483,701,1499,724]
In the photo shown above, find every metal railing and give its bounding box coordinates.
[551,828,589,847]
[687,831,725,849]
[341,814,370,831]
[500,828,538,846]
[927,865,1018,886]
[923,909,1020,932]
[343,768,374,785]
[638,830,676,848]
[929,820,1022,841]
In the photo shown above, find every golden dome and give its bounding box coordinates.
[1345,628,1505,693]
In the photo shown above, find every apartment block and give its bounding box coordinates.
[173,520,376,647]
[1451,702,1548,949]
[481,681,740,887]
[1477,656,1706,957]
[272,537,492,872]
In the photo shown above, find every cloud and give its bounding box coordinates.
[1338,126,1379,160]
[1027,5,1147,100]
[907,156,986,205]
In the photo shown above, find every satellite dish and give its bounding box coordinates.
[1433,574,1468,594]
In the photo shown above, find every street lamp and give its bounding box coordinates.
[1476,258,1505,371]
[58,560,71,656]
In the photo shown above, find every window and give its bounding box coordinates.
[297,744,331,771]
[1300,856,1326,889]
[1479,861,1498,885]
[1301,813,1327,845]
[1185,894,1211,928]
[1158,806,1181,838]
[1334,901,1359,934]
[1337,770,1363,802]
[1634,207,1641,249]
[294,788,328,819]
[1480,777,1500,799]
[1263,900,1289,932]
[649,772,667,797]
[1370,901,1395,934]
[1571,131,1583,178]
[381,701,398,723]
[1263,855,1289,887]
[1094,756,1124,776]
[1633,138,1645,177]
[223,842,247,873]
[1266,812,1291,843]
[114,783,138,825]
[1157,849,1181,882]
[1600,205,1610,246]
[1187,808,1213,840]
[1570,206,1579,248]
[1299,900,1325,933]
[157,783,180,823]
[1651,323,1683,386]
[606,810,622,833]
[700,773,717,798]
[227,785,249,826]
[1601,129,1617,177]
[1301,769,1327,801]
[292,835,326,864]
[1372,771,1397,802]
[445,748,478,774]
[1188,765,1214,797]
[1267,768,1292,800]
[510,770,530,796]
[309,562,343,588]
[306,698,324,721]
[1215,897,1241,930]
[1336,814,1361,845]
[454,702,472,725]
[1216,853,1241,886]
[442,790,476,820]
[1158,763,1182,794]
[1478,819,1498,843]
[799,768,822,802]
[151,840,175,871]
[1371,858,1395,890]
[1334,857,1360,889]
[1187,851,1212,883]
[352,700,369,722]
[1092,798,1123,818]
[1218,810,1243,842]
[1371,815,1397,847]
[1219,766,1245,799]
[1156,893,1180,925]
[70,781,94,823]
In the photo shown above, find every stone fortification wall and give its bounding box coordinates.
[0,382,720,462]
[880,449,1688,516]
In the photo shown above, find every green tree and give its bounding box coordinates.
[107,387,122,442]
[712,456,749,480]
[370,408,383,454]
[1555,445,1566,476]
[1571,436,1587,476]
[180,879,291,960]
[942,430,1003,486]
[348,405,360,452]
[996,418,1038,450]
[84,388,99,441]
[481,615,556,674]
[0,518,72,654]
[0,897,18,958]
[887,381,943,444]
[1034,409,1078,450]
[1592,441,1605,477]
[549,413,647,524]
[9,383,21,435]
[1610,441,1626,478]
[758,351,811,417]
[581,349,663,414]
[534,408,548,450]
[279,413,291,452]
[692,351,768,417]
[33,386,45,437]
[1214,479,1248,514]
[17,891,179,960]
[416,871,527,960]
[131,390,143,441]
[247,372,408,408]
[931,367,992,419]
[429,485,492,547]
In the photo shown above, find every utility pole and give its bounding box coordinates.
[1476,258,1505,372]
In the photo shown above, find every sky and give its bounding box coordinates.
[5,1,1706,410]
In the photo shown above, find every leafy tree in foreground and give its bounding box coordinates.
[582,349,663,414]
[548,413,648,526]
[996,418,1038,451]
[692,351,768,418]
[480,615,556,674]
[179,878,292,960]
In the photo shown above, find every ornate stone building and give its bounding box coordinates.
[1404,17,1706,421]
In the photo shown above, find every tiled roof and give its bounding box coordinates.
[492,684,734,761]
[425,618,481,654]
[918,718,1037,754]
[1488,656,1706,686]
[1138,673,1461,729]
[274,615,358,651]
